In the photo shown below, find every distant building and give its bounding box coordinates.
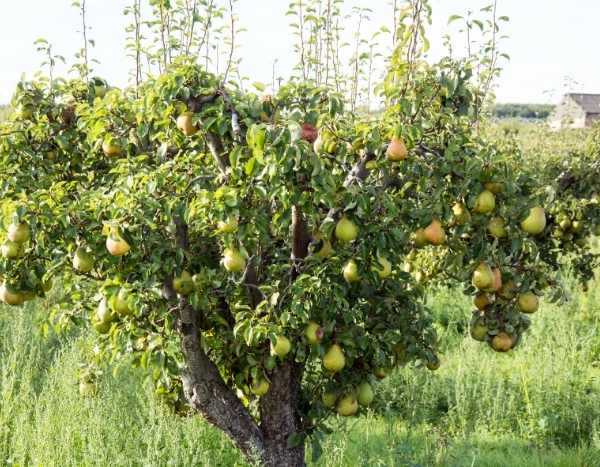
[549,93,600,130]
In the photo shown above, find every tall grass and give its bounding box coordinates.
[2,269,599,466]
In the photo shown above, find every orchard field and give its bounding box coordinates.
[1,119,599,466]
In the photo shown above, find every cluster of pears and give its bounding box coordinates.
[413,219,446,248]
[312,129,338,155]
[92,286,134,334]
[470,261,540,352]
[550,209,590,248]
[0,221,36,306]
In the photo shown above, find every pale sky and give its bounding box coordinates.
[0,1,599,104]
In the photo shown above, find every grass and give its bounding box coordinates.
[2,268,600,466]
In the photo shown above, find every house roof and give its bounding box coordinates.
[568,93,600,114]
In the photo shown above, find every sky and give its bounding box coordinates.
[0,0,599,104]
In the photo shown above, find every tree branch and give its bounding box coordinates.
[291,205,310,279]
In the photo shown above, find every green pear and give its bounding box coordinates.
[323,344,345,372]
[96,298,114,324]
[473,190,496,214]
[250,378,269,396]
[304,321,324,345]
[374,255,392,279]
[0,283,24,306]
[518,292,539,313]
[1,240,21,259]
[413,228,428,248]
[373,367,388,380]
[73,247,94,273]
[217,217,238,233]
[112,288,132,316]
[223,248,246,272]
[490,332,513,352]
[469,318,488,341]
[520,207,546,235]
[271,335,292,357]
[322,391,338,408]
[487,217,507,238]
[335,216,358,242]
[343,259,360,283]
[7,222,30,243]
[336,394,358,416]
[173,271,194,296]
[356,382,374,406]
[472,262,494,290]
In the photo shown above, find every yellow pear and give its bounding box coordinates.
[473,292,492,310]
[73,247,94,273]
[336,394,358,416]
[487,217,507,238]
[521,207,546,235]
[490,332,513,352]
[424,219,445,245]
[343,259,360,283]
[386,137,408,161]
[473,190,496,214]
[223,248,246,272]
[0,283,24,306]
[472,262,494,290]
[1,241,22,259]
[374,255,392,279]
[106,232,130,256]
[216,217,238,233]
[7,222,30,243]
[452,203,471,225]
[323,344,345,372]
[271,335,292,357]
[356,382,374,406]
[102,138,122,157]
[250,378,270,396]
[177,112,198,136]
[335,216,358,242]
[518,292,539,313]
[305,321,324,345]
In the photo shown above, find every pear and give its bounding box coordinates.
[0,283,24,306]
[413,228,428,248]
[521,207,546,235]
[305,321,324,345]
[223,248,246,272]
[79,380,98,397]
[250,378,270,396]
[473,292,492,310]
[373,367,388,380]
[489,268,502,292]
[386,137,408,161]
[112,287,132,315]
[335,216,358,242]
[470,319,488,341]
[92,317,111,334]
[102,138,122,157]
[559,218,571,231]
[424,219,445,245]
[452,203,471,225]
[484,181,503,194]
[343,259,360,283]
[374,255,392,279]
[177,111,198,136]
[518,292,539,313]
[1,240,21,259]
[173,271,194,296]
[271,335,292,357]
[313,136,324,154]
[490,332,513,352]
[336,394,358,416]
[497,280,516,300]
[216,217,238,234]
[472,262,494,290]
[322,391,338,408]
[323,344,345,372]
[356,382,374,406]
[96,298,114,324]
[571,220,583,233]
[473,190,496,214]
[426,356,440,371]
[313,234,333,259]
[487,217,507,238]
[106,232,130,256]
[7,222,30,243]
[73,247,94,273]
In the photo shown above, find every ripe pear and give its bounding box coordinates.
[490,332,513,352]
[473,190,496,214]
[487,217,507,238]
[0,283,24,306]
[250,378,270,396]
[452,203,471,225]
[413,228,428,248]
[336,394,358,416]
[343,259,360,283]
[177,112,198,137]
[106,232,130,256]
[73,247,94,273]
[305,321,324,345]
[386,137,408,161]
[102,139,122,157]
[7,222,30,243]
[322,391,338,408]
[335,216,358,242]
[271,335,292,358]
[216,217,238,234]
[374,255,392,279]
[473,292,492,310]
[472,262,494,290]
[1,241,21,259]
[323,344,345,372]
[518,292,539,313]
[173,271,194,296]
[223,248,246,272]
[356,382,374,406]
[470,319,488,341]
[112,288,132,315]
[520,207,546,235]
[424,219,445,245]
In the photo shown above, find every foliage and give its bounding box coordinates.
[493,103,554,120]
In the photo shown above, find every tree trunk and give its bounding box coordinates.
[259,360,306,467]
